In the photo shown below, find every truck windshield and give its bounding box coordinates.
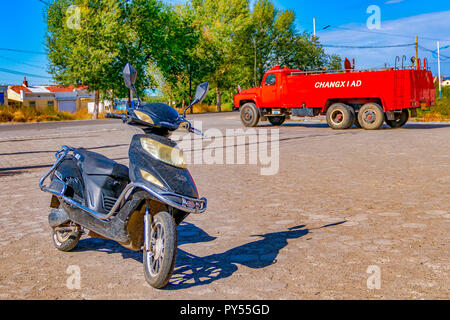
[264,74,276,86]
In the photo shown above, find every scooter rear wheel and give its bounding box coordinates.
[52,223,81,252]
[143,211,177,289]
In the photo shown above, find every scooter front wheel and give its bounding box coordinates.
[143,211,177,289]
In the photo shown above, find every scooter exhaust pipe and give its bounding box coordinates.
[48,208,70,228]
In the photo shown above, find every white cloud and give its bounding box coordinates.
[317,10,450,76]
[385,0,405,4]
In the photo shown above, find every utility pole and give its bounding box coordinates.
[313,17,316,37]
[437,41,442,98]
[253,37,257,87]
[415,36,418,69]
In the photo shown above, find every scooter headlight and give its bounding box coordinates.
[140,138,186,169]
[139,169,165,189]
[134,110,154,124]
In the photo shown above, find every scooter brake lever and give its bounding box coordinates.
[122,115,131,123]
[191,127,207,138]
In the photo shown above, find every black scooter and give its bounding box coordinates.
[39,63,209,288]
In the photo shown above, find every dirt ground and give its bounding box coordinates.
[0,114,449,299]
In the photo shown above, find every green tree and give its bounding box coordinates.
[326,54,343,71]
[46,0,130,119]
[250,0,342,85]
[191,0,252,111]
[156,4,206,110]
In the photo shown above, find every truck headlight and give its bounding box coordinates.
[140,138,186,169]
[140,169,165,189]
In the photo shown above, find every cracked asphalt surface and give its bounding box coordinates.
[0,113,449,299]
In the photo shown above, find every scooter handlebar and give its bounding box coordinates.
[106,112,131,124]
[181,119,207,138]
[105,112,124,119]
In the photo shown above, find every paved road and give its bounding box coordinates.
[0,113,449,299]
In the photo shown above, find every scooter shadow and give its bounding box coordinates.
[165,221,346,290]
[74,221,217,263]
[74,220,345,290]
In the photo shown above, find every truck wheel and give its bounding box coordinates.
[354,116,362,128]
[358,103,385,130]
[240,103,260,127]
[326,103,354,130]
[385,109,409,128]
[268,116,285,126]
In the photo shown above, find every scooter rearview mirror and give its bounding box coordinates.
[123,63,142,108]
[194,82,209,103]
[122,63,137,89]
[182,82,209,118]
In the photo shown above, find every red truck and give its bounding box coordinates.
[234,62,435,130]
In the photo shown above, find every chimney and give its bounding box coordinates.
[23,77,28,87]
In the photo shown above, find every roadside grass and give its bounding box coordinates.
[0,105,105,123]
[174,102,233,114]
[0,102,233,123]
[415,94,450,122]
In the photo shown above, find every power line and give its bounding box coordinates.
[322,25,450,42]
[418,45,450,60]
[322,43,415,49]
[0,67,52,79]
[0,48,46,55]
[0,55,47,70]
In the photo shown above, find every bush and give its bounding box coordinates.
[414,84,450,121]
[0,107,14,122]
[416,97,450,121]
[0,105,103,123]
[12,110,27,122]
[174,102,233,114]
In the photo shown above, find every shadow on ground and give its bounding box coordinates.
[402,122,450,129]
[258,122,450,130]
[74,221,217,263]
[166,220,346,290]
[72,220,346,290]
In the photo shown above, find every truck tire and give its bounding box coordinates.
[268,116,285,126]
[240,103,260,127]
[358,103,385,130]
[326,103,354,130]
[385,109,409,128]
[354,116,362,128]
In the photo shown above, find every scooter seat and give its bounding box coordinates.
[73,148,129,180]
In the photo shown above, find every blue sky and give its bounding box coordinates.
[0,0,449,85]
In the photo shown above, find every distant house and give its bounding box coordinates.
[7,77,94,113]
[442,77,450,87]
[0,85,8,107]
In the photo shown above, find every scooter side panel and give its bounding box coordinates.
[53,156,84,202]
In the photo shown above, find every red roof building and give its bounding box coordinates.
[7,78,94,113]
